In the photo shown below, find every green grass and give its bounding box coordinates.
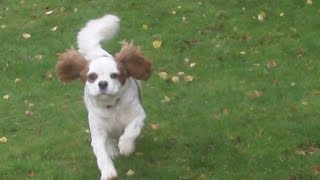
[1,0,320,179]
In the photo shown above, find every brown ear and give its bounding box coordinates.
[56,49,88,83]
[115,41,152,80]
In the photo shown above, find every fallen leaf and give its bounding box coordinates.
[258,12,266,21]
[142,24,148,30]
[184,75,194,82]
[190,63,196,68]
[280,12,284,17]
[3,95,9,100]
[171,76,179,83]
[0,136,8,143]
[307,0,313,5]
[1,25,6,29]
[45,71,53,80]
[23,33,31,39]
[311,165,320,176]
[172,11,176,15]
[152,40,162,48]
[27,170,35,178]
[240,51,246,55]
[126,169,135,176]
[266,60,277,68]
[184,58,190,63]
[150,123,160,131]
[177,72,185,76]
[158,72,168,80]
[25,110,34,117]
[182,16,187,22]
[34,54,43,60]
[161,96,171,103]
[45,10,54,15]
[51,26,58,31]
[15,78,22,83]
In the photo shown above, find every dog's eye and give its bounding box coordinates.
[110,73,118,79]
[87,73,98,83]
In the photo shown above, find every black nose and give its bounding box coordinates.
[98,81,108,90]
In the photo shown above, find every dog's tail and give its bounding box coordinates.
[77,14,120,60]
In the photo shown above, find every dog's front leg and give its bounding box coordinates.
[89,120,117,179]
[118,112,145,156]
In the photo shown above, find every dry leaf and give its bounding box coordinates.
[258,12,266,21]
[177,72,185,76]
[266,60,277,68]
[307,0,313,5]
[246,90,262,98]
[172,11,176,15]
[311,165,320,176]
[45,10,54,15]
[1,25,6,29]
[126,169,135,176]
[171,76,179,83]
[190,63,196,67]
[15,78,22,83]
[301,101,309,106]
[142,24,148,30]
[3,95,9,100]
[184,75,194,82]
[184,58,190,63]
[45,71,53,80]
[27,170,35,178]
[151,123,160,130]
[240,51,246,55]
[158,72,168,80]
[51,26,58,31]
[280,12,284,17]
[25,110,34,117]
[0,136,8,143]
[34,54,43,60]
[182,16,187,22]
[74,8,78,12]
[23,33,31,39]
[152,40,162,48]
[161,96,171,103]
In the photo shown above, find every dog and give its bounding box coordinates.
[56,14,152,180]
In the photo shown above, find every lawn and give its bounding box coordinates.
[1,0,320,179]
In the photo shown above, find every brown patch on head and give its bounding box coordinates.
[56,49,88,83]
[116,41,152,81]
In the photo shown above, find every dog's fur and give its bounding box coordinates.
[56,14,152,180]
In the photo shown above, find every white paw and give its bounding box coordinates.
[100,166,117,180]
[118,137,135,156]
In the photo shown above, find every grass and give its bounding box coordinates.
[1,0,320,179]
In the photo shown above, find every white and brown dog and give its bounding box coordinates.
[56,14,152,179]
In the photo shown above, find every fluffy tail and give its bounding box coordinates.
[77,14,120,60]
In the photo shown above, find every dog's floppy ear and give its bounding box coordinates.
[116,41,152,80]
[56,49,88,83]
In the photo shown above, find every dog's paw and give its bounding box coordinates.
[118,137,135,156]
[100,166,117,180]
[106,143,119,159]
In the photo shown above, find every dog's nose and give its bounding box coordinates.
[98,81,108,90]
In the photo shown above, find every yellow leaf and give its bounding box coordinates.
[152,40,162,48]
[3,95,9,100]
[126,169,135,176]
[142,24,148,30]
[0,136,7,143]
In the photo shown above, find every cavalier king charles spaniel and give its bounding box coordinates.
[56,14,152,180]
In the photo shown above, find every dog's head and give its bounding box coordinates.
[56,42,152,97]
